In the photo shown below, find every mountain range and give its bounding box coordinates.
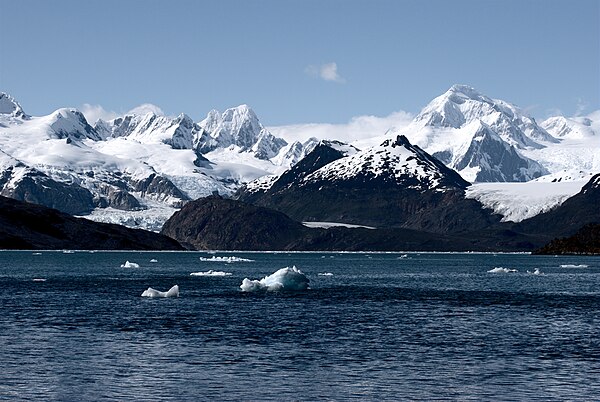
[0,87,597,233]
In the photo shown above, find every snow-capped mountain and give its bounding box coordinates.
[0,94,301,230]
[238,135,499,233]
[302,135,468,191]
[400,85,553,182]
[0,93,28,119]
[196,105,287,160]
[541,114,598,140]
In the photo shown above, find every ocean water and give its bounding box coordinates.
[0,251,599,401]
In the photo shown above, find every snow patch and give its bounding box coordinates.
[302,221,376,229]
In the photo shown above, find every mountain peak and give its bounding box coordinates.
[0,92,28,119]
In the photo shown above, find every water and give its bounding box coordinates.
[0,251,599,401]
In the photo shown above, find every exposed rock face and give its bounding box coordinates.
[132,174,189,206]
[0,168,95,215]
[0,196,183,250]
[533,224,600,255]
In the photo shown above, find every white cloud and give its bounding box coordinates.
[80,103,165,124]
[126,103,164,116]
[305,62,345,83]
[80,104,118,124]
[267,110,413,146]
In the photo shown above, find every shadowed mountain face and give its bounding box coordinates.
[161,196,545,252]
[237,135,502,234]
[533,224,600,255]
[0,196,183,250]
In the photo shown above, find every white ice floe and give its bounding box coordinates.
[318,272,334,276]
[32,278,46,282]
[487,267,518,273]
[62,250,75,254]
[121,261,140,268]
[150,259,158,263]
[527,268,544,275]
[32,252,42,255]
[559,264,589,268]
[141,285,179,298]
[240,266,309,292]
[398,254,409,259]
[199,256,254,263]
[190,270,232,276]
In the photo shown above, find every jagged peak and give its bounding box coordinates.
[0,92,28,119]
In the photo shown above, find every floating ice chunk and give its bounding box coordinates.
[62,250,75,254]
[318,272,334,276]
[190,270,232,276]
[121,261,140,268]
[559,264,588,268]
[32,278,46,282]
[240,266,309,292]
[199,256,254,263]
[527,268,543,275]
[487,267,518,273]
[398,254,409,259]
[150,259,158,263]
[141,285,179,298]
[32,252,42,256]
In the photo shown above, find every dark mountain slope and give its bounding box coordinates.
[0,196,183,250]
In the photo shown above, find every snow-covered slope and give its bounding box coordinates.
[303,135,469,191]
[465,180,588,222]
[398,85,553,182]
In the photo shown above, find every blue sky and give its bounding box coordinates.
[0,0,598,125]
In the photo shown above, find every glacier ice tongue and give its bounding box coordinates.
[240,266,309,292]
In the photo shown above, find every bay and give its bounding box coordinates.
[0,251,599,401]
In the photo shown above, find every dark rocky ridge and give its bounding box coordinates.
[0,196,183,250]
[534,224,600,255]
[161,196,545,252]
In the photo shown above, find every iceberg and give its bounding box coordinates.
[199,256,254,263]
[487,267,518,273]
[141,285,179,298]
[527,268,543,275]
[190,270,232,276]
[121,261,140,268]
[240,266,309,292]
[318,272,334,276]
[150,259,158,263]
[559,264,588,268]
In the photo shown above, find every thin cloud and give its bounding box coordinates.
[268,110,413,145]
[80,103,165,124]
[80,104,118,124]
[305,62,346,83]
[127,103,164,116]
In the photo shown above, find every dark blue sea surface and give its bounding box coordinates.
[0,251,599,400]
